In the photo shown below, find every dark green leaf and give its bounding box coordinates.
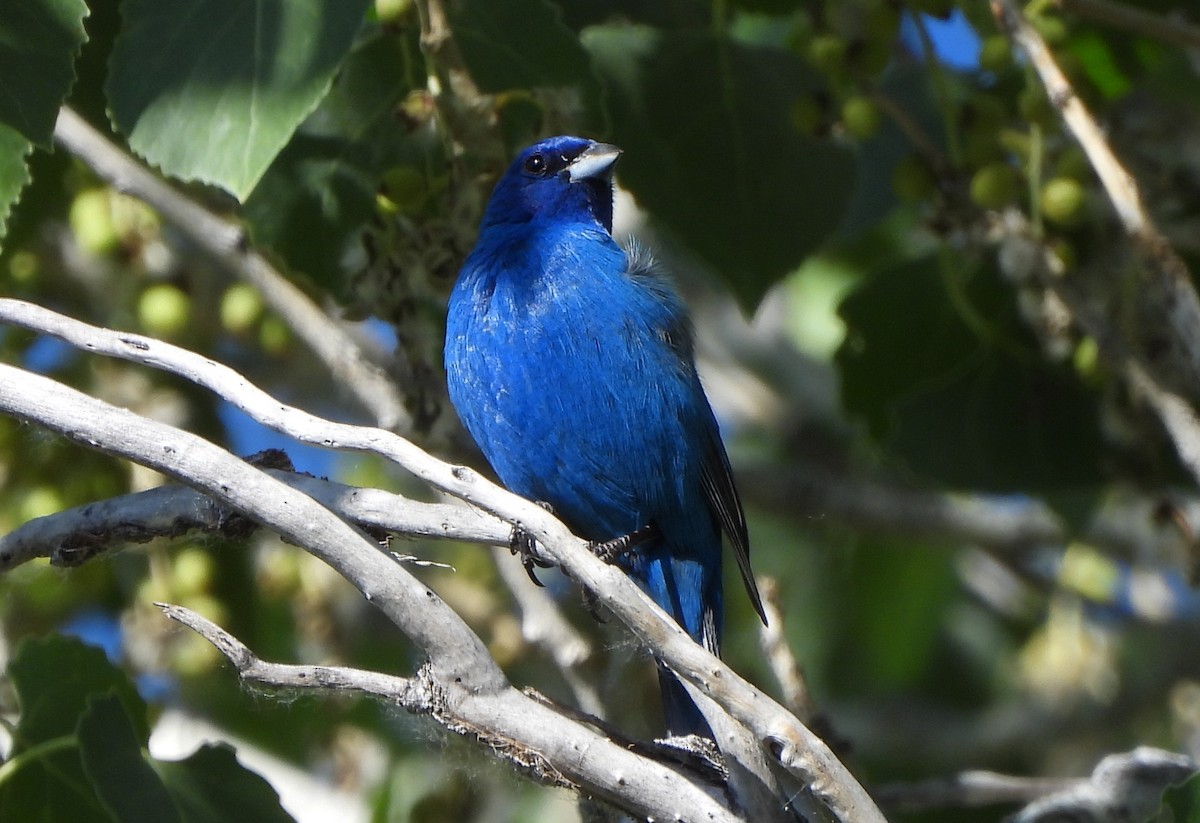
[449,0,592,92]
[242,31,433,293]
[1159,773,1200,821]
[0,0,89,148]
[155,744,296,823]
[0,635,149,823]
[843,545,957,691]
[79,694,181,823]
[107,0,372,199]
[583,25,856,310]
[0,127,34,250]
[838,255,1105,492]
[6,634,149,750]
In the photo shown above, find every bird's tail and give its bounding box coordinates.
[658,665,713,738]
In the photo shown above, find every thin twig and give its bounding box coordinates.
[875,770,1076,813]
[757,577,813,723]
[991,0,1200,399]
[51,107,411,433]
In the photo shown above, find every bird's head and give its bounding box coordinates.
[480,136,621,233]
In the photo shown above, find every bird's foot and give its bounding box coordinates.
[651,734,726,783]
[587,523,659,563]
[509,501,557,587]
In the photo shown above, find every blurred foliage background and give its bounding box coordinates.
[4,0,1200,820]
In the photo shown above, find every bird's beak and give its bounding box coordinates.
[567,142,621,183]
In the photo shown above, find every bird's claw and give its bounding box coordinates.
[587,523,659,563]
[509,526,552,586]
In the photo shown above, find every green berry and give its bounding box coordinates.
[979,35,1012,73]
[220,284,264,334]
[808,34,847,73]
[1040,177,1087,226]
[69,189,119,256]
[1018,86,1056,128]
[172,548,215,598]
[841,95,882,140]
[970,163,1021,210]
[138,284,190,337]
[374,0,410,24]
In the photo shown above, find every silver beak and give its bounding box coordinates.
[567,142,621,182]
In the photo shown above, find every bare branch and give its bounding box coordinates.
[875,770,1077,814]
[991,0,1200,401]
[0,299,884,821]
[1010,747,1194,822]
[492,555,605,718]
[0,362,751,821]
[0,469,509,572]
[157,603,746,821]
[51,107,411,433]
[757,578,813,723]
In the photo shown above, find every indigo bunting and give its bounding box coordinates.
[445,136,765,737]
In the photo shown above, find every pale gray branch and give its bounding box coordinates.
[0,362,746,822]
[51,107,410,433]
[1011,747,1194,822]
[0,298,884,821]
[992,0,1200,403]
[0,469,509,572]
[157,602,744,821]
[875,770,1077,813]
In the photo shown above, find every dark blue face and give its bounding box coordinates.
[481,136,618,233]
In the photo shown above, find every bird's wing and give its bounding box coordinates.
[700,416,767,625]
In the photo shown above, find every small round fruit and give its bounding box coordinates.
[841,95,882,140]
[137,284,190,337]
[970,163,1021,210]
[220,284,263,334]
[69,189,119,256]
[807,34,847,73]
[374,0,410,24]
[979,35,1012,73]
[1040,177,1087,226]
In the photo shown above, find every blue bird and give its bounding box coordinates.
[445,136,766,737]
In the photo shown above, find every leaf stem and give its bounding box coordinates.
[0,735,78,787]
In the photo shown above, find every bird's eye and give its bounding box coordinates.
[524,153,546,175]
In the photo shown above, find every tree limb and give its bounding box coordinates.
[0,301,885,820]
[51,107,411,433]
[0,361,748,822]
[991,0,1200,404]
[0,469,509,572]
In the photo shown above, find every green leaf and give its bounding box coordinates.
[106,0,372,200]
[1159,773,1200,821]
[0,635,148,823]
[449,0,592,93]
[583,25,856,310]
[79,694,182,823]
[843,545,957,691]
[155,744,296,823]
[242,31,433,293]
[0,0,89,148]
[0,127,34,250]
[838,255,1105,492]
[6,634,149,750]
